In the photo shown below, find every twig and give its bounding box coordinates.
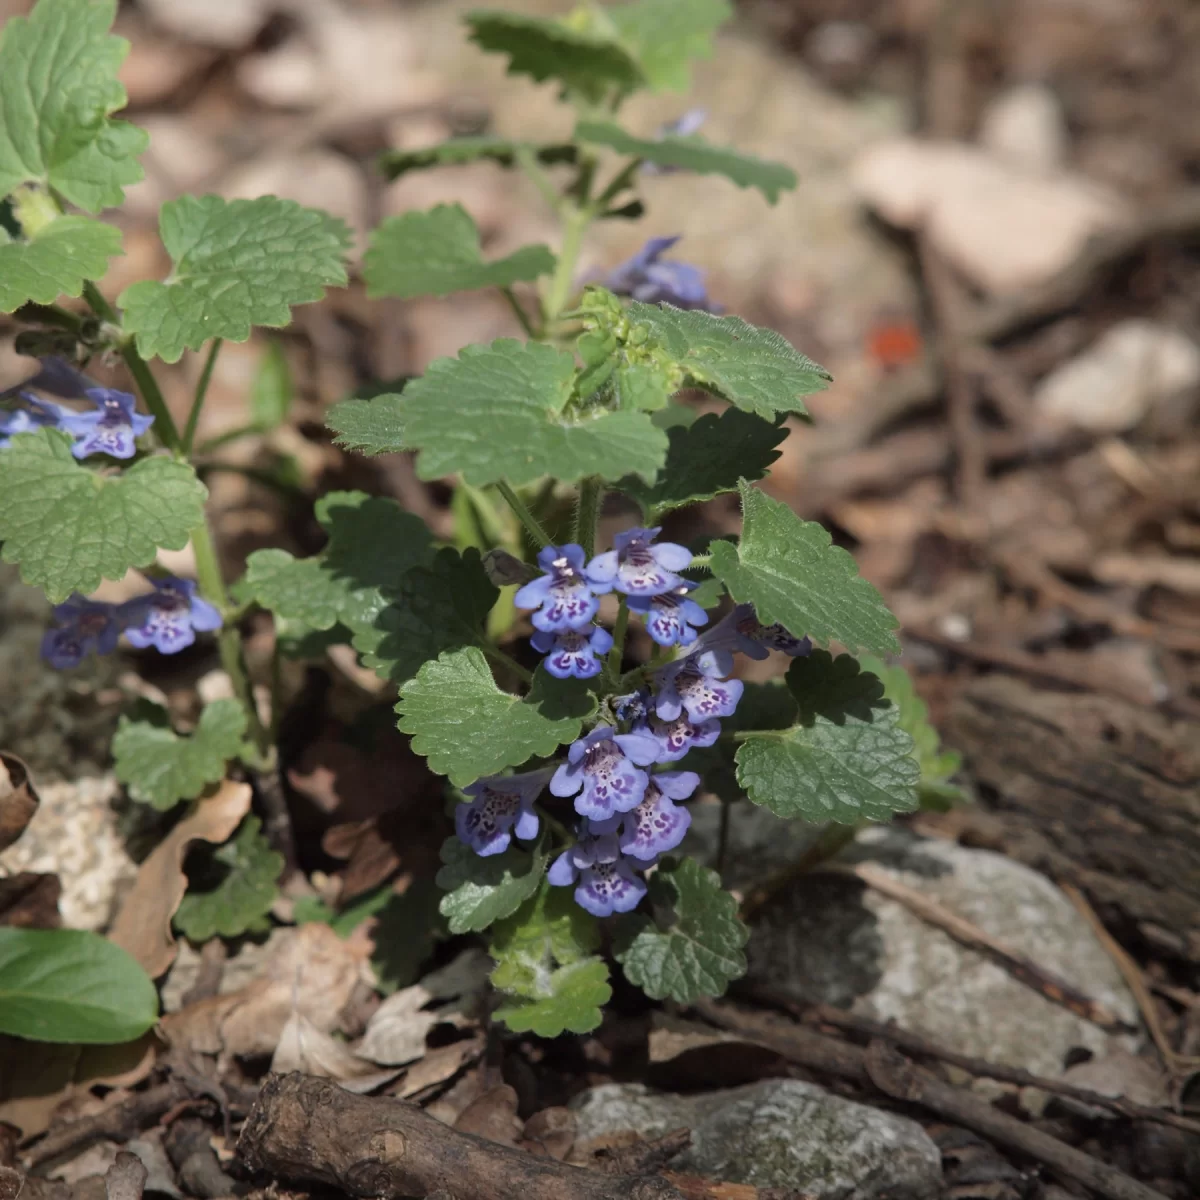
[811,1005,1200,1135]
[1061,884,1200,1076]
[830,861,1129,1032]
[693,1001,1171,1200]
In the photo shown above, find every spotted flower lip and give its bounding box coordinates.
[599,235,713,311]
[734,606,812,660]
[628,580,709,647]
[653,659,744,724]
[643,710,721,762]
[40,594,123,669]
[514,543,599,633]
[531,625,612,680]
[549,725,661,822]
[547,823,647,917]
[120,577,222,655]
[586,527,693,598]
[619,770,697,861]
[455,768,550,857]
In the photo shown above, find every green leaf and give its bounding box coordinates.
[436,835,547,934]
[465,10,644,102]
[0,429,207,603]
[491,882,609,1037]
[326,392,406,456]
[398,648,588,787]
[380,137,577,180]
[607,0,730,91]
[735,651,919,824]
[370,879,443,993]
[710,482,900,656]
[365,204,554,300]
[0,0,147,211]
[251,342,293,430]
[0,928,157,1044]
[626,301,831,420]
[618,407,787,515]
[614,856,747,1003]
[860,656,965,811]
[113,699,247,812]
[401,338,668,486]
[577,120,795,203]
[120,195,351,363]
[0,215,123,313]
[348,546,498,687]
[173,815,283,942]
[238,550,345,630]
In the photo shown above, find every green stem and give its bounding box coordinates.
[484,643,534,684]
[514,145,562,215]
[182,338,223,456]
[594,157,642,209]
[191,520,269,758]
[689,553,712,571]
[500,288,538,338]
[543,204,590,329]
[575,476,602,558]
[496,480,553,549]
[82,282,184,455]
[605,595,630,682]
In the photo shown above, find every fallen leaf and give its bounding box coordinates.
[0,753,39,853]
[160,923,367,1059]
[453,1084,522,1146]
[1062,1047,1171,1110]
[109,781,252,978]
[270,1010,400,1093]
[0,873,61,928]
[519,1107,576,1160]
[393,1033,485,1100]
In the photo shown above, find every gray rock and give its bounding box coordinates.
[745,826,1140,1077]
[571,1080,941,1199]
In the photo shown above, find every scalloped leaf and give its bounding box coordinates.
[113,699,247,812]
[380,138,577,180]
[436,835,547,934]
[607,0,730,91]
[327,392,407,457]
[120,195,351,362]
[0,429,207,602]
[365,204,555,300]
[614,856,747,1003]
[577,120,795,202]
[618,407,786,515]
[709,482,900,656]
[0,216,123,313]
[735,651,920,824]
[400,338,667,486]
[0,0,147,211]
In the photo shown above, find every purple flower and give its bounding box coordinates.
[600,236,712,310]
[586,527,692,598]
[643,710,721,762]
[514,543,599,634]
[56,387,154,460]
[531,625,612,680]
[654,658,744,724]
[0,395,60,448]
[618,771,697,861]
[550,725,660,821]
[628,580,709,647]
[547,823,647,917]
[454,768,549,857]
[40,594,123,669]
[120,577,222,655]
[643,109,708,176]
[733,607,813,660]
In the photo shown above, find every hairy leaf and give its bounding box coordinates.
[618,407,786,515]
[380,137,577,180]
[710,482,900,656]
[0,216,123,313]
[735,651,919,824]
[614,856,747,1003]
[0,0,147,211]
[607,0,730,91]
[436,835,546,934]
[326,392,406,457]
[397,648,587,787]
[113,700,247,812]
[120,195,351,362]
[0,927,157,1043]
[173,816,283,941]
[577,120,795,202]
[365,204,554,299]
[0,429,207,602]
[401,339,667,486]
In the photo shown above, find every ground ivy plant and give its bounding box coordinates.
[0,0,961,1044]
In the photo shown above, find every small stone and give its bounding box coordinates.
[1034,320,1200,433]
[571,1080,942,1199]
[139,0,268,48]
[979,83,1068,173]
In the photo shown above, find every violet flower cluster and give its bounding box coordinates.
[1,359,153,459]
[454,526,813,917]
[600,236,714,311]
[41,577,222,669]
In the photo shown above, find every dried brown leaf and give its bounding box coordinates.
[109,781,252,978]
[519,1107,576,1161]
[0,873,61,929]
[0,753,39,853]
[453,1084,522,1146]
[392,1034,485,1101]
[270,1010,400,1093]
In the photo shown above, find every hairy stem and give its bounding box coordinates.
[605,595,630,682]
[182,338,223,457]
[496,480,553,550]
[574,476,602,557]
